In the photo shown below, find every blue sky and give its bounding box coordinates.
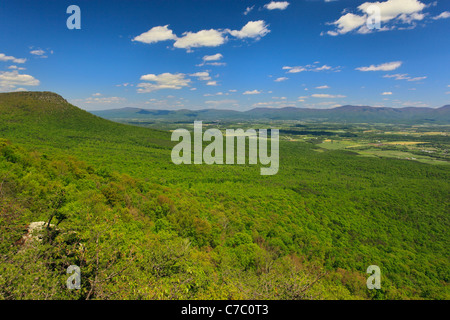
[1,0,449,110]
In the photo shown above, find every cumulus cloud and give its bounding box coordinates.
[7,65,26,71]
[134,21,270,51]
[359,0,425,22]
[433,11,450,20]
[381,91,393,95]
[227,20,270,39]
[133,25,225,50]
[137,73,191,93]
[206,81,218,86]
[132,25,177,44]
[316,85,330,89]
[283,66,306,73]
[174,29,226,49]
[264,1,290,10]
[315,65,333,71]
[190,71,212,81]
[198,53,226,67]
[203,53,223,61]
[325,0,432,35]
[243,90,262,95]
[274,77,288,82]
[0,53,26,64]
[0,70,39,91]
[330,13,367,35]
[356,61,402,71]
[30,49,45,56]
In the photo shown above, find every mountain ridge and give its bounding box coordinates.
[92,104,450,124]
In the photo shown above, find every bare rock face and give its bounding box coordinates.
[21,221,56,245]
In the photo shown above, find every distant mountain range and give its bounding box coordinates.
[92,105,450,124]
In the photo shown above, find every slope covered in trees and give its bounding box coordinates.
[0,92,448,299]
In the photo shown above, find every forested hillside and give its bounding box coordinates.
[0,92,448,299]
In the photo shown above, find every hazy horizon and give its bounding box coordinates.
[1,0,449,111]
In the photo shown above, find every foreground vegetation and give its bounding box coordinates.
[0,92,448,299]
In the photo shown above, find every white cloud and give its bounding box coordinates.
[311,94,346,98]
[174,29,226,49]
[433,11,450,20]
[383,73,426,81]
[316,85,330,89]
[92,92,102,96]
[326,0,430,35]
[264,1,290,10]
[203,53,223,61]
[283,62,340,73]
[383,73,409,80]
[115,83,132,87]
[134,21,272,51]
[30,50,45,56]
[29,47,52,58]
[206,81,218,86]
[315,65,332,71]
[137,73,191,93]
[198,53,226,67]
[243,90,261,95]
[190,71,212,81]
[132,25,177,44]
[274,77,288,82]
[244,6,254,15]
[381,91,393,95]
[133,25,225,50]
[204,62,226,66]
[283,66,306,73]
[30,49,45,56]
[331,13,367,35]
[407,76,427,82]
[7,65,26,70]
[0,70,39,91]
[356,61,402,71]
[358,0,425,22]
[0,53,26,64]
[227,20,270,39]
[397,12,425,24]
[205,92,227,97]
